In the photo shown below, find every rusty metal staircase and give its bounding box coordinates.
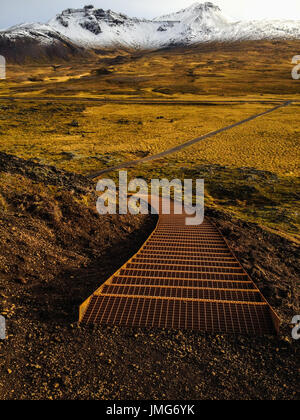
[79,213,280,335]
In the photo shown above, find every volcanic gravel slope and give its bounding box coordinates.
[0,152,299,400]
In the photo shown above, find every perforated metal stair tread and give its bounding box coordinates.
[80,210,280,335]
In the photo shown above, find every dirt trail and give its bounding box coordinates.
[0,96,295,104]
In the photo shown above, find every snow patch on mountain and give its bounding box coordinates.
[48,5,180,49]
[0,23,65,46]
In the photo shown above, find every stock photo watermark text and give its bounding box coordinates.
[96,171,204,226]
[0,315,6,340]
[0,55,6,79]
[291,315,300,340]
[292,55,300,79]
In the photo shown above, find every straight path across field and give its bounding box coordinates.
[0,96,293,178]
[88,100,292,177]
[0,96,294,105]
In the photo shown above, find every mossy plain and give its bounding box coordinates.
[0,40,299,240]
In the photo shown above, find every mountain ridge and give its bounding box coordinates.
[1,2,300,61]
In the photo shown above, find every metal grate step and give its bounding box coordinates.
[79,210,280,335]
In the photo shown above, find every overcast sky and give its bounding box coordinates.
[1,0,300,29]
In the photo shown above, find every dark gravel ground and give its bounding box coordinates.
[1,320,299,400]
[207,208,299,327]
[0,152,299,400]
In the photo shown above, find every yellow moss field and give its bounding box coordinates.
[171,103,300,177]
[0,101,299,177]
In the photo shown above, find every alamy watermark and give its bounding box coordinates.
[96,171,204,226]
[0,55,5,80]
[0,315,6,340]
[292,56,300,80]
[291,315,300,340]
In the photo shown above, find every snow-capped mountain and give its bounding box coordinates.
[46,2,300,48]
[1,2,300,60]
[0,21,91,63]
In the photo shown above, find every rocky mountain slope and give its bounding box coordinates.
[1,2,300,61]
[0,23,93,62]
